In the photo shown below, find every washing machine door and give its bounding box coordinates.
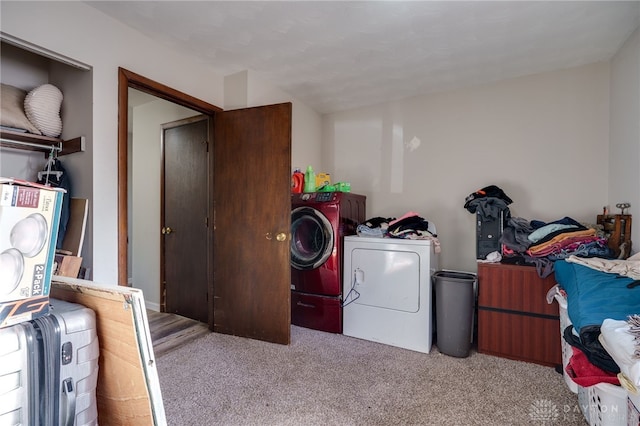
[290,206,334,270]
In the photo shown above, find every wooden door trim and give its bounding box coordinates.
[117,68,221,327]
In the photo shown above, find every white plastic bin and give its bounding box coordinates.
[578,383,628,426]
[547,284,578,393]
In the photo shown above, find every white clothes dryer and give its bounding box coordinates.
[342,236,438,353]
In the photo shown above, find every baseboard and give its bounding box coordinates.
[146,301,160,312]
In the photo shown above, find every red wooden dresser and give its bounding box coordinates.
[477,262,562,367]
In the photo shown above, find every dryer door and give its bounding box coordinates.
[290,206,334,270]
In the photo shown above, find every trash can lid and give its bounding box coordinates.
[433,271,476,281]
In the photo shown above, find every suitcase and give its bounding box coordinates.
[0,298,100,425]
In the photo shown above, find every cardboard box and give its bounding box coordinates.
[315,172,331,188]
[0,178,64,327]
[51,278,167,424]
[54,254,83,278]
[0,296,50,328]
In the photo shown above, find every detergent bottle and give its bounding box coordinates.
[304,165,316,192]
[291,168,304,193]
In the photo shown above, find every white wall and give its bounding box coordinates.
[49,60,94,271]
[323,62,611,273]
[224,71,249,111]
[610,27,640,255]
[131,99,197,310]
[225,70,323,173]
[291,99,323,174]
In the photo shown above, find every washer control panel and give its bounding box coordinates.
[314,192,335,202]
[297,192,336,203]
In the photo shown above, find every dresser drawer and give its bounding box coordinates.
[478,309,562,366]
[477,263,562,366]
[477,263,557,316]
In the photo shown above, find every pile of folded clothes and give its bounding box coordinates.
[500,216,613,277]
[356,211,441,253]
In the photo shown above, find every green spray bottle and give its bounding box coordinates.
[304,165,316,192]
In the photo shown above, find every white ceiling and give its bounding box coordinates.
[88,1,640,114]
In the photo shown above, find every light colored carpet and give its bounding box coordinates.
[157,326,586,425]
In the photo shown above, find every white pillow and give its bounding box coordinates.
[24,84,63,138]
[0,83,42,135]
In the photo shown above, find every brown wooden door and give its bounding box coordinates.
[162,116,209,323]
[213,103,292,345]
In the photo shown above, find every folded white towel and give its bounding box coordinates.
[600,318,640,390]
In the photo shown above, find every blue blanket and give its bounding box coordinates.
[554,260,639,333]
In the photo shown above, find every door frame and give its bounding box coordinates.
[117,68,222,327]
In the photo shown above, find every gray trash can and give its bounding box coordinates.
[433,271,476,358]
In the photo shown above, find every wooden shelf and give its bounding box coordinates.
[0,128,85,156]
[597,214,632,258]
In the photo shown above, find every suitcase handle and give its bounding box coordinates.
[62,377,76,426]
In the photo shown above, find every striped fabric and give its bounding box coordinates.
[24,84,63,138]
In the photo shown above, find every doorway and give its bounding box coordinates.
[118,68,293,344]
[127,89,203,316]
[118,68,221,329]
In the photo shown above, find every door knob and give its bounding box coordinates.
[162,227,174,235]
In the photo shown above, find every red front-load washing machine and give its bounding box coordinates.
[290,191,366,333]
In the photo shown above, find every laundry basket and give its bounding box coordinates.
[546,284,578,393]
[577,382,628,426]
